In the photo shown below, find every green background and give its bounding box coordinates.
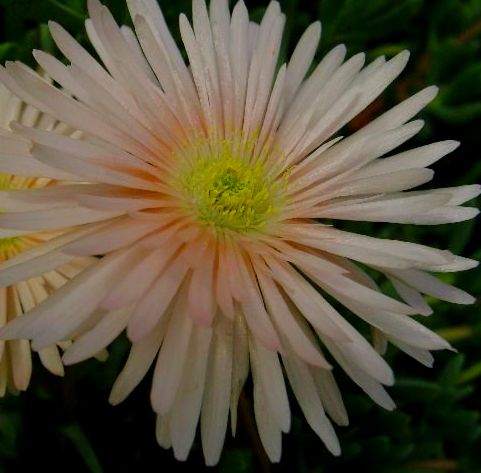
[0,0,480,472]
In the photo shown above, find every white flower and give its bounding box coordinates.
[0,0,478,465]
[0,82,94,395]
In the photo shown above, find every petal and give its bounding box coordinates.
[201,317,233,466]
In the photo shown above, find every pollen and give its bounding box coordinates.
[176,139,284,233]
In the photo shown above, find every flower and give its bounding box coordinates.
[0,82,95,395]
[0,0,479,465]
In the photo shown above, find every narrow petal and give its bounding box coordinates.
[201,317,233,466]
[170,325,212,461]
[109,318,166,405]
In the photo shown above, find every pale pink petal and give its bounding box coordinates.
[215,242,235,319]
[387,268,476,305]
[311,367,349,426]
[109,318,167,405]
[264,256,350,342]
[250,336,290,432]
[235,248,282,351]
[229,309,249,435]
[62,305,132,364]
[253,379,282,462]
[201,317,233,466]
[229,0,250,130]
[61,218,164,256]
[151,287,193,415]
[127,246,190,342]
[0,248,137,346]
[0,207,120,231]
[170,325,212,461]
[187,236,216,325]
[102,242,182,310]
[323,337,395,410]
[0,223,105,286]
[282,351,341,455]
[255,261,330,368]
[284,22,321,104]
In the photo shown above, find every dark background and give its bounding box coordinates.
[0,0,480,472]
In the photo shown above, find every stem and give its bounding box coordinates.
[458,18,481,44]
[409,459,458,471]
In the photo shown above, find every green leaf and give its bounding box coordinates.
[218,448,254,473]
[393,378,441,402]
[0,42,17,62]
[438,354,465,385]
[60,424,104,473]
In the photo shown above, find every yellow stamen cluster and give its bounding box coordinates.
[0,237,23,262]
[0,172,40,261]
[176,139,284,233]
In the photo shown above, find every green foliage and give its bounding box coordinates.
[61,424,104,473]
[0,0,480,472]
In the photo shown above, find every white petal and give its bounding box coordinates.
[250,336,290,432]
[201,317,233,466]
[282,225,463,271]
[323,337,395,410]
[0,207,120,231]
[235,249,282,351]
[356,141,460,178]
[253,379,282,462]
[313,191,449,223]
[352,306,450,351]
[360,85,438,135]
[151,288,193,415]
[109,318,166,405]
[0,222,105,286]
[229,0,250,129]
[264,256,350,342]
[1,248,137,348]
[170,325,212,461]
[389,337,434,367]
[127,246,190,342]
[187,237,216,326]
[388,268,475,305]
[102,242,182,311]
[63,306,132,364]
[284,22,321,104]
[282,352,341,455]
[389,276,433,316]
[282,43,347,129]
[61,218,164,256]
[311,367,348,426]
[229,309,249,436]
[255,262,330,368]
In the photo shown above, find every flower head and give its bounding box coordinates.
[0,0,479,464]
[0,83,94,395]
[172,136,286,233]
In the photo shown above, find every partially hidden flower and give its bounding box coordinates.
[0,0,479,464]
[0,82,95,395]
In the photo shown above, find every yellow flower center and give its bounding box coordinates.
[175,139,284,233]
[0,237,23,262]
[0,172,39,262]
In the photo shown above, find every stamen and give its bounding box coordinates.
[175,139,285,233]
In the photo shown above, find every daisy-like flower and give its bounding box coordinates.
[0,0,479,464]
[0,82,95,396]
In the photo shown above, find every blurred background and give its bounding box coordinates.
[0,0,480,471]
